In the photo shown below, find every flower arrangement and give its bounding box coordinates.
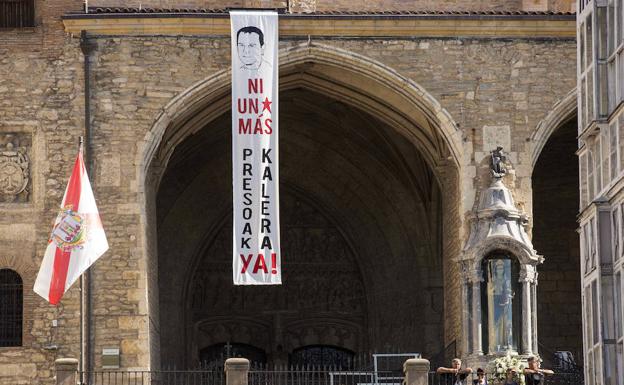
[486,352,526,385]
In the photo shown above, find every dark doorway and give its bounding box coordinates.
[532,118,583,368]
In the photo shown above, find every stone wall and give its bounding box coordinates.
[86,0,575,13]
[0,2,578,381]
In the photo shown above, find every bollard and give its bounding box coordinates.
[404,358,430,385]
[55,358,79,385]
[225,358,250,385]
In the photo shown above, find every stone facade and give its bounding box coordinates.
[0,0,582,381]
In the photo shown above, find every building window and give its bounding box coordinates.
[0,0,35,28]
[581,152,589,208]
[613,207,621,260]
[602,126,610,188]
[615,271,623,385]
[199,342,267,367]
[585,223,593,275]
[481,255,521,354]
[611,122,619,180]
[290,345,355,368]
[588,148,595,200]
[0,269,22,347]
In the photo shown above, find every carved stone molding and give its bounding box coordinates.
[461,176,541,266]
[519,264,538,283]
[0,133,31,203]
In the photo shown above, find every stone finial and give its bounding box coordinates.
[55,358,78,385]
[225,358,250,385]
[404,358,430,385]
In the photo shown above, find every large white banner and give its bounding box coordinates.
[231,11,281,285]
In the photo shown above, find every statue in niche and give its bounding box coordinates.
[490,146,507,178]
[487,259,514,353]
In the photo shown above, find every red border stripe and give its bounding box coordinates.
[48,153,83,304]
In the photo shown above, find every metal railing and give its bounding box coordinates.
[427,371,584,385]
[0,0,35,28]
[78,369,225,385]
[249,365,402,385]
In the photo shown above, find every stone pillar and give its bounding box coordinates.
[471,272,483,355]
[532,282,538,355]
[521,279,532,355]
[461,280,470,355]
[226,358,250,385]
[520,264,536,355]
[404,358,430,385]
[55,358,78,385]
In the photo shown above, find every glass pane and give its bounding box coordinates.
[603,129,610,186]
[585,224,592,274]
[617,342,624,385]
[582,76,588,128]
[585,286,593,348]
[620,51,624,103]
[611,122,619,179]
[593,218,599,269]
[587,16,594,68]
[599,63,609,117]
[581,23,587,71]
[619,114,624,174]
[614,210,620,260]
[486,259,515,353]
[594,348,603,385]
[589,147,595,199]
[616,272,622,338]
[607,5,615,57]
[581,153,588,208]
[596,139,603,192]
[610,60,617,113]
[619,0,623,44]
[589,67,596,123]
[593,281,600,346]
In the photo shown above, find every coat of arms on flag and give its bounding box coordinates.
[34,146,108,305]
[51,206,86,251]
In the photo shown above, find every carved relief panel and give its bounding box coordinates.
[0,134,30,203]
[189,193,367,357]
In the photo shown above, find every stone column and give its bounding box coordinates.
[521,279,532,355]
[520,264,536,355]
[55,358,78,385]
[226,358,250,385]
[532,281,538,355]
[461,280,470,354]
[404,358,430,385]
[471,273,483,355]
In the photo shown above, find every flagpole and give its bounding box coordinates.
[78,136,86,383]
[80,30,96,383]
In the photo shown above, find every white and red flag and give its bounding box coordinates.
[34,147,108,304]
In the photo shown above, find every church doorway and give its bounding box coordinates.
[532,116,583,369]
[155,88,445,367]
[143,46,463,369]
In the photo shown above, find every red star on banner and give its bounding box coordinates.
[262,97,272,114]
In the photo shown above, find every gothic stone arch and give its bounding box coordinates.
[137,42,464,365]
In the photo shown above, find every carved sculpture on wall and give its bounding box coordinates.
[490,146,507,178]
[0,134,30,203]
[189,193,367,362]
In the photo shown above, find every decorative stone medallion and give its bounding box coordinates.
[0,134,31,203]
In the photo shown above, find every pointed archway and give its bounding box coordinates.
[137,43,464,368]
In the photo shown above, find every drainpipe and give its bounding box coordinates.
[79,29,96,381]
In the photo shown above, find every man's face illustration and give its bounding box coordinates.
[237,32,263,68]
